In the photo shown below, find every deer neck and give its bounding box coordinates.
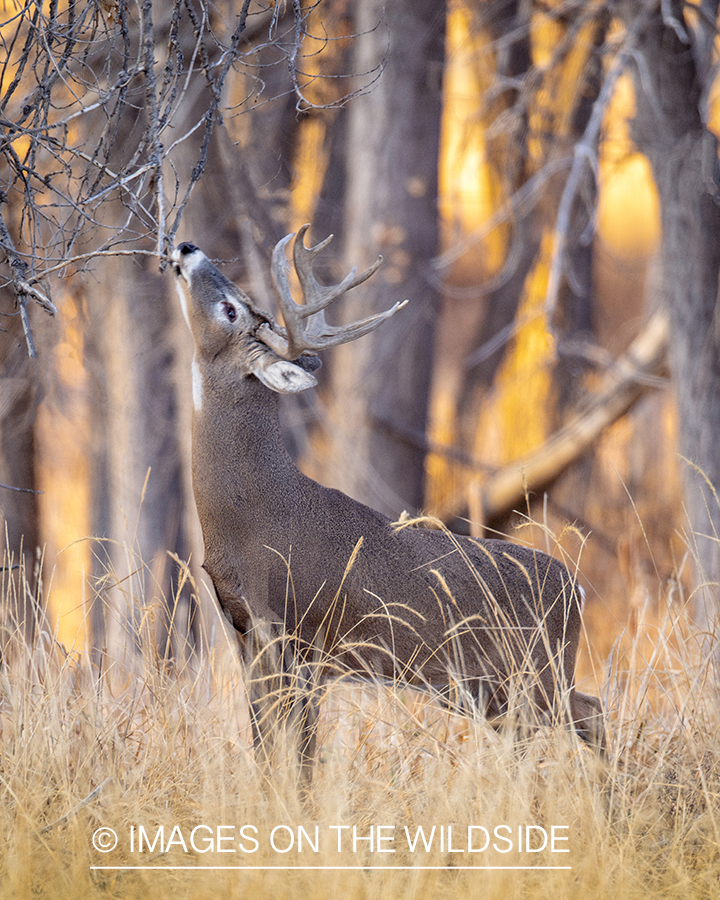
[190,357,302,535]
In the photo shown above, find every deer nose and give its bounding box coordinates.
[178,242,198,255]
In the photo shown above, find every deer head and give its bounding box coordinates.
[172,224,406,398]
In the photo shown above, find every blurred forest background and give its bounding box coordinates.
[1,0,719,687]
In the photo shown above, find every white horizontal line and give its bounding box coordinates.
[91,865,572,871]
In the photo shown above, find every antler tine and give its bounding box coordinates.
[301,300,409,350]
[293,224,382,317]
[269,224,405,360]
[270,232,305,358]
[270,232,295,312]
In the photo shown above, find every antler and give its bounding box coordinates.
[265,224,407,360]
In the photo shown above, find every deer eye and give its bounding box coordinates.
[222,301,237,322]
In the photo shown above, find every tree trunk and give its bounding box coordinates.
[0,298,41,644]
[86,255,195,660]
[629,0,720,632]
[325,0,445,517]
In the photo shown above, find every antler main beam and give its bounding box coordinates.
[269,224,407,360]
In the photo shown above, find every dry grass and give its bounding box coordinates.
[0,551,719,900]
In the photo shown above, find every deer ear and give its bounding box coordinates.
[253,356,318,393]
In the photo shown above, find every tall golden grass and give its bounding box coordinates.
[0,543,718,900]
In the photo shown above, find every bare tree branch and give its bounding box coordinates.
[0,205,55,358]
[468,311,669,530]
[545,2,655,330]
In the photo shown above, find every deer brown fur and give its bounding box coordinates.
[172,227,605,774]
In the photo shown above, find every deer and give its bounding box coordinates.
[171,225,605,778]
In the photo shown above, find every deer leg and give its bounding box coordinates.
[280,640,319,786]
[243,619,320,784]
[570,689,606,755]
[243,618,284,771]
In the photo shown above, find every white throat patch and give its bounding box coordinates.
[191,355,204,411]
[175,281,191,331]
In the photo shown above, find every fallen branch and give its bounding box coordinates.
[468,310,670,530]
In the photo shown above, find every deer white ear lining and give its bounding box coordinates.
[255,359,317,394]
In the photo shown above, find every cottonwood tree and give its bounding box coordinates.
[322,0,446,517]
[625,0,720,633]
[0,0,259,647]
[4,0,720,658]
[0,0,374,651]
[435,0,720,636]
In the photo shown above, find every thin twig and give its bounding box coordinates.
[140,0,165,258]
[14,248,164,281]
[0,207,56,358]
[0,482,44,494]
[166,0,253,245]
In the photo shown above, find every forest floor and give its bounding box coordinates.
[0,549,718,900]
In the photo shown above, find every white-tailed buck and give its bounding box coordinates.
[172,226,605,775]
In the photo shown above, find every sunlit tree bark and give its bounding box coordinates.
[435,0,609,528]
[86,254,195,659]
[628,0,720,631]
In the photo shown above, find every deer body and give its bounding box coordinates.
[173,228,605,767]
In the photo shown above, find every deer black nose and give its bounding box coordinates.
[178,242,198,255]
